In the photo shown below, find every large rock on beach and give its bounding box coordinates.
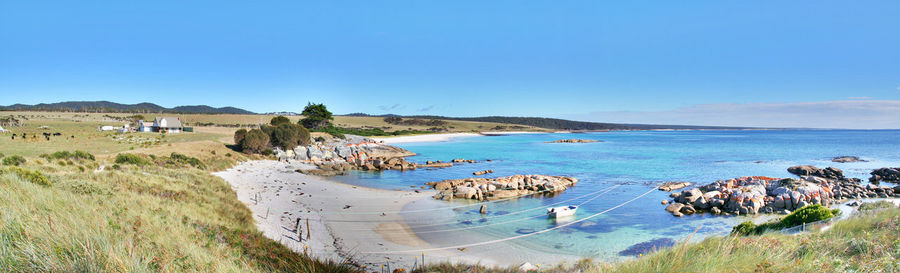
[658,181,691,191]
[426,175,578,202]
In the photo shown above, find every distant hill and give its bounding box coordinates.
[342,113,752,130]
[0,101,254,114]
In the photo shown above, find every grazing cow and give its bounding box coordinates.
[11,133,15,140]
[70,135,75,139]
[43,132,51,137]
[53,132,62,136]
[45,136,50,141]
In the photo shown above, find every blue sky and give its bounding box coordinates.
[1,1,899,128]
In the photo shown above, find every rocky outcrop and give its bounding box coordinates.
[869,167,900,183]
[473,170,494,176]
[426,175,578,201]
[658,181,691,191]
[546,139,601,143]
[662,169,898,217]
[832,156,866,163]
[787,165,844,180]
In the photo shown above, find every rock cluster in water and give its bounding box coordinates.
[426,175,578,201]
[663,166,900,217]
[545,139,600,143]
[832,156,866,163]
[870,167,900,183]
[658,181,691,191]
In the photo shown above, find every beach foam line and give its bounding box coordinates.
[362,187,657,254]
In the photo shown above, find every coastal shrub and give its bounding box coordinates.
[782,204,837,227]
[269,115,291,126]
[164,153,206,169]
[1,167,51,186]
[300,102,333,129]
[272,123,311,150]
[314,136,326,142]
[2,155,26,166]
[731,221,757,236]
[233,128,247,146]
[240,129,270,154]
[262,149,274,156]
[858,201,897,211]
[114,153,151,166]
[40,150,95,161]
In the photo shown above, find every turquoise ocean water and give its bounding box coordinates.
[330,130,900,262]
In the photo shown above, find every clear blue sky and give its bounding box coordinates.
[1,1,899,127]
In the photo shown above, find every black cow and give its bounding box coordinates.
[53,132,62,136]
[10,134,15,140]
[42,132,51,137]
[45,136,50,141]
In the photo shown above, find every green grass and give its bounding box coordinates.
[0,156,356,272]
[0,119,225,157]
[859,201,898,211]
[423,208,900,272]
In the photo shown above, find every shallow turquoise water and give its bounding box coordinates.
[331,130,900,262]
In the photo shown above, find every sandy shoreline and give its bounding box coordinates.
[213,160,507,269]
[372,133,482,144]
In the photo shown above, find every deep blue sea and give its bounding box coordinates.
[330,130,900,262]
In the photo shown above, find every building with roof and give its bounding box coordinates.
[152,117,183,133]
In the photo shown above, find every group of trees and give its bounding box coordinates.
[233,103,332,154]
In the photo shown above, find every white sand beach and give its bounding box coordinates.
[213,160,511,269]
[372,133,482,144]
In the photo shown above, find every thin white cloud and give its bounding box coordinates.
[567,100,900,129]
[378,104,404,111]
[848,97,872,100]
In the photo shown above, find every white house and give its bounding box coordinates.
[138,120,153,132]
[152,117,183,133]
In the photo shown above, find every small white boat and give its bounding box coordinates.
[547,205,578,218]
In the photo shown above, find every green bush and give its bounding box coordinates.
[269,115,291,126]
[782,204,836,227]
[262,149,274,156]
[1,166,51,186]
[40,150,95,161]
[233,128,247,146]
[165,153,206,169]
[731,221,757,236]
[114,153,151,166]
[2,155,26,166]
[240,129,270,154]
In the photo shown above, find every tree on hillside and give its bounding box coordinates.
[300,103,333,130]
[241,129,269,154]
[270,115,291,126]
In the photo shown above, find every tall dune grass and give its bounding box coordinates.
[0,161,356,272]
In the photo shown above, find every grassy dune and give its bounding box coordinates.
[0,154,355,272]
